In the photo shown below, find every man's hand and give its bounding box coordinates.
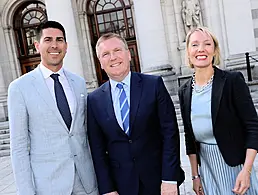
[161,182,178,195]
[104,191,119,195]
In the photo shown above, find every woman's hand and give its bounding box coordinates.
[232,168,251,195]
[192,177,204,195]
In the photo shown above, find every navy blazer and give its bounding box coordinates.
[178,67,258,166]
[87,72,184,195]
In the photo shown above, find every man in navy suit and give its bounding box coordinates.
[87,33,184,195]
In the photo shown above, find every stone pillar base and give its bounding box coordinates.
[0,93,8,122]
[181,65,194,75]
[142,64,178,95]
[161,72,178,95]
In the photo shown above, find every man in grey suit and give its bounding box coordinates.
[8,21,98,195]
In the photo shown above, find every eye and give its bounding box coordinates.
[114,48,122,52]
[44,38,51,42]
[102,53,109,57]
[191,43,198,47]
[57,38,65,42]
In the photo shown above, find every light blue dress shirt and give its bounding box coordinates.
[110,72,131,130]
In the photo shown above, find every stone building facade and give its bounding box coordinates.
[0,0,258,121]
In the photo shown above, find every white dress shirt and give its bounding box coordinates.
[39,64,75,119]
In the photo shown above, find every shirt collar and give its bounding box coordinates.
[39,63,65,79]
[110,72,131,91]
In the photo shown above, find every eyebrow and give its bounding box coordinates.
[43,36,65,40]
[191,39,212,43]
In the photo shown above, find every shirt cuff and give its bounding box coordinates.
[162,180,177,184]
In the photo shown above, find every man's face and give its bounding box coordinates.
[97,37,131,82]
[35,28,67,71]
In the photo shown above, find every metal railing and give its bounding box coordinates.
[245,52,258,81]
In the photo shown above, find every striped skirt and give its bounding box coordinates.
[199,143,258,195]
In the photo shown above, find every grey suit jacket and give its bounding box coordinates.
[8,67,98,195]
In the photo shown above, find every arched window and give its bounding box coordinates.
[87,0,135,41]
[86,0,140,85]
[13,1,47,74]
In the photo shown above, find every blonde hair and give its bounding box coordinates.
[95,33,128,57]
[185,26,221,68]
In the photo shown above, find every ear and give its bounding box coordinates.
[34,41,40,53]
[65,42,68,53]
[127,49,131,61]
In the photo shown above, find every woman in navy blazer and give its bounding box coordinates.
[178,27,258,195]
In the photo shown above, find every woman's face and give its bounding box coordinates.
[187,30,215,69]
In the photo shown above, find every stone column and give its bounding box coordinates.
[133,0,173,74]
[222,0,255,55]
[133,0,176,94]
[45,0,85,78]
[77,11,99,91]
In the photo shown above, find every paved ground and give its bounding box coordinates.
[0,133,258,195]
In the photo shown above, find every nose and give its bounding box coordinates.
[198,44,205,52]
[110,52,117,60]
[50,41,58,48]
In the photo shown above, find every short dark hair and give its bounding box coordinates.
[35,21,66,42]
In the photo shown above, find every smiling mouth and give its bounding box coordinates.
[110,63,121,67]
[49,52,60,55]
[196,55,207,60]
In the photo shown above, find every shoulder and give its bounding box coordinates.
[64,70,85,82]
[215,67,243,79]
[178,78,191,93]
[88,81,109,100]
[132,72,161,84]
[9,69,37,89]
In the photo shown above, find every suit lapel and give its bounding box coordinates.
[129,73,142,135]
[102,81,115,120]
[64,71,78,133]
[211,67,226,126]
[102,82,126,136]
[31,67,68,130]
[182,79,193,130]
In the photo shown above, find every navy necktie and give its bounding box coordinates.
[50,74,72,130]
[117,83,130,135]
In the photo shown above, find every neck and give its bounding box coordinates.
[194,66,214,86]
[42,63,63,73]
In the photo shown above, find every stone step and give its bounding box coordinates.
[0,138,10,145]
[0,143,10,150]
[0,133,10,140]
[0,121,9,130]
[0,149,10,157]
[0,128,9,134]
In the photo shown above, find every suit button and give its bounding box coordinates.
[129,140,132,143]
[133,158,136,162]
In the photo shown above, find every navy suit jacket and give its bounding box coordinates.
[87,72,184,195]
